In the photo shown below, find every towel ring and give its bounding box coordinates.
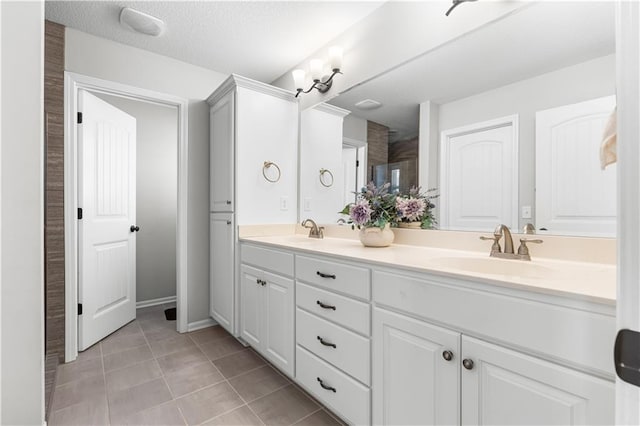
[262,161,281,183]
[319,168,334,187]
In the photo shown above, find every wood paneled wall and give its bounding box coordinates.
[366,121,389,181]
[44,20,65,363]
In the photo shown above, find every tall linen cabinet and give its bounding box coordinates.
[207,75,298,335]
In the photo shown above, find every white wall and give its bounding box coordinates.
[436,54,615,230]
[300,106,348,224]
[96,94,178,304]
[343,114,366,143]
[65,28,227,323]
[1,1,45,423]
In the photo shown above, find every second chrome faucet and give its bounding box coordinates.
[480,224,542,261]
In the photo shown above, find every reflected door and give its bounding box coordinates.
[440,117,518,231]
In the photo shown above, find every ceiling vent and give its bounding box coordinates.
[355,99,382,110]
[120,7,166,37]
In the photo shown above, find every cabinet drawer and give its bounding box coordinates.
[241,244,293,277]
[297,282,370,336]
[296,309,370,385]
[296,255,370,300]
[296,346,370,425]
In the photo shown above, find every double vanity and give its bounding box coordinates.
[236,226,616,425]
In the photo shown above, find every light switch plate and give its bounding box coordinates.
[304,198,312,211]
[522,205,532,219]
[280,196,289,211]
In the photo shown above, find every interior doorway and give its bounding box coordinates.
[64,72,189,362]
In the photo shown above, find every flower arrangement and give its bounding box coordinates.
[340,182,398,229]
[396,186,438,229]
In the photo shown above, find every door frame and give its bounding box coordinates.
[439,114,519,230]
[63,72,189,362]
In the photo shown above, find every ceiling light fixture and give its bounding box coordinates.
[120,7,166,37]
[292,46,343,98]
[445,0,478,16]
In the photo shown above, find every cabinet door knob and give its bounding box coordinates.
[226,200,232,205]
[442,350,454,361]
[317,377,336,393]
[130,225,140,232]
[462,358,474,370]
[256,278,261,285]
[226,220,232,225]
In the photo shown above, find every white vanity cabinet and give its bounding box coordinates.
[239,244,295,377]
[372,269,615,426]
[294,255,372,425]
[207,75,297,335]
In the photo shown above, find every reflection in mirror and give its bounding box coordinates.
[325,1,616,236]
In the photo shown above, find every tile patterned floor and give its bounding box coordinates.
[49,304,344,426]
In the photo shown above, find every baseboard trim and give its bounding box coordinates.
[187,318,218,332]
[136,296,177,309]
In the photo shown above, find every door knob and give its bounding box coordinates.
[462,358,474,370]
[130,225,140,232]
[442,350,454,361]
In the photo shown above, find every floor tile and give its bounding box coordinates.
[149,334,196,358]
[104,320,142,341]
[199,336,245,361]
[176,382,244,425]
[55,357,103,386]
[249,384,319,426]
[51,374,106,411]
[115,400,185,425]
[156,346,209,376]
[188,326,231,345]
[108,377,173,423]
[213,349,266,379]
[105,359,162,395]
[103,344,153,372]
[293,410,345,426]
[48,397,109,426]
[75,342,102,363]
[140,318,178,333]
[101,332,147,356]
[164,361,225,398]
[203,405,263,426]
[144,324,182,342]
[228,365,289,403]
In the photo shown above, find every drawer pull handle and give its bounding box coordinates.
[317,336,337,348]
[317,377,336,393]
[256,279,266,286]
[316,300,336,311]
[316,271,336,279]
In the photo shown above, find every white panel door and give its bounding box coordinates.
[239,264,262,349]
[461,335,614,426]
[210,212,234,333]
[440,117,518,232]
[536,96,616,237]
[372,307,460,426]
[262,270,294,377]
[210,91,234,212]
[79,90,136,351]
[342,145,358,208]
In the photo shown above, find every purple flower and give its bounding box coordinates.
[349,199,373,226]
[397,197,426,222]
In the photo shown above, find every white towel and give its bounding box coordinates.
[600,107,617,170]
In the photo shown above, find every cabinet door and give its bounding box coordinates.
[210,213,234,332]
[262,270,294,377]
[373,307,460,426]
[461,336,614,425]
[210,91,234,212]
[239,265,263,349]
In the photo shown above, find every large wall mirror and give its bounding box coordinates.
[300,1,616,237]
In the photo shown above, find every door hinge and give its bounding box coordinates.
[77,207,83,220]
[356,160,360,167]
[77,112,83,124]
[78,303,83,315]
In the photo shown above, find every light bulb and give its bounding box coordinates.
[328,46,343,71]
[309,59,324,82]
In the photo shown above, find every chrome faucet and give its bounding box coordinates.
[480,224,542,261]
[301,219,324,239]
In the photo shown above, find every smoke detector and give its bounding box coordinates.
[355,99,382,110]
[120,7,165,37]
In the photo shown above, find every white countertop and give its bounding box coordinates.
[240,234,616,305]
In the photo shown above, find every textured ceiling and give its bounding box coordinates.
[329,1,616,143]
[45,1,383,83]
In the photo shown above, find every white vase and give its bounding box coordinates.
[398,221,422,229]
[359,224,394,247]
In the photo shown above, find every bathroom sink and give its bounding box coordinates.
[429,256,555,279]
